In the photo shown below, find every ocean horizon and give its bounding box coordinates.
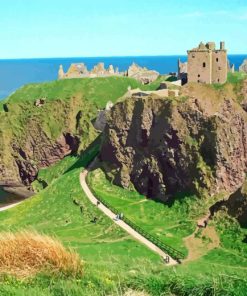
[0,54,246,100]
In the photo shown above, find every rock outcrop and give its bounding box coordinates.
[239,59,247,73]
[0,96,97,188]
[94,101,114,132]
[240,80,247,111]
[127,63,159,84]
[210,179,247,228]
[101,83,247,202]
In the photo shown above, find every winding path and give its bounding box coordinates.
[79,167,178,266]
[0,201,23,212]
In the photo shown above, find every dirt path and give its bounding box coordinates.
[79,168,178,266]
[183,225,220,262]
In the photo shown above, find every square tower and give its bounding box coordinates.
[187,42,227,84]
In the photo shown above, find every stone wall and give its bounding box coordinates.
[187,42,227,84]
[188,50,212,83]
[212,51,227,83]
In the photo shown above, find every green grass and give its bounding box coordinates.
[0,150,163,270]
[1,75,247,294]
[0,75,168,185]
[0,76,165,110]
[32,155,82,191]
[212,71,247,93]
[0,76,162,190]
[88,168,198,255]
[86,167,247,292]
[0,145,172,295]
[2,155,247,295]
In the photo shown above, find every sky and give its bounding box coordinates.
[0,0,247,58]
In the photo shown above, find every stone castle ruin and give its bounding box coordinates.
[177,59,188,85]
[58,62,159,85]
[187,41,228,84]
[178,41,229,85]
[58,63,119,80]
[239,59,247,73]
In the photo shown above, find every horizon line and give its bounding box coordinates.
[0,53,247,61]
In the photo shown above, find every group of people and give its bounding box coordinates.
[114,213,124,221]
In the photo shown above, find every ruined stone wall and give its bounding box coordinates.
[212,51,227,83]
[187,51,212,83]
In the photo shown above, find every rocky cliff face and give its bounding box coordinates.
[239,59,247,73]
[0,96,97,188]
[101,83,247,202]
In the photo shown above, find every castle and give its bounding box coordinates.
[58,62,159,84]
[178,41,228,85]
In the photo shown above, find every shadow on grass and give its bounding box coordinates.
[65,135,102,174]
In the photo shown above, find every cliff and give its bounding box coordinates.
[0,95,97,188]
[101,81,247,202]
[0,76,144,191]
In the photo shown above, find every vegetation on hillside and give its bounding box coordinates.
[0,76,168,187]
[88,168,196,255]
[1,153,247,295]
[1,75,247,295]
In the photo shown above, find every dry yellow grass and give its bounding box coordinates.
[0,230,83,278]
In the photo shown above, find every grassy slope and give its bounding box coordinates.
[0,150,165,295]
[0,76,143,146]
[3,156,247,295]
[0,153,161,268]
[1,75,247,295]
[0,76,166,193]
[88,168,196,255]
[87,168,247,292]
[0,76,166,108]
[212,72,247,97]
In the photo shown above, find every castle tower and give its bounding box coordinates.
[187,41,227,84]
[58,65,64,80]
[220,41,225,50]
[177,58,188,85]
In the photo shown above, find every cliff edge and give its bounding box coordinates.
[101,81,247,202]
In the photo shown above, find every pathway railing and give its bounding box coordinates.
[86,173,185,261]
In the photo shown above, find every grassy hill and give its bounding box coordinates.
[1,151,247,295]
[86,167,247,294]
[0,76,166,188]
[1,74,247,295]
[0,147,164,295]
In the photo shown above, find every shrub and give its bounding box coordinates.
[0,231,83,278]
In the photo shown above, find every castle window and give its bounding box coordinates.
[192,54,195,58]
[203,62,206,68]
[218,79,220,82]
[218,67,221,70]
[216,58,219,62]
[198,74,200,77]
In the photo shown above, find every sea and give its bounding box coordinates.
[0,55,246,100]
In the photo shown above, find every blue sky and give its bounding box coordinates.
[0,0,247,58]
